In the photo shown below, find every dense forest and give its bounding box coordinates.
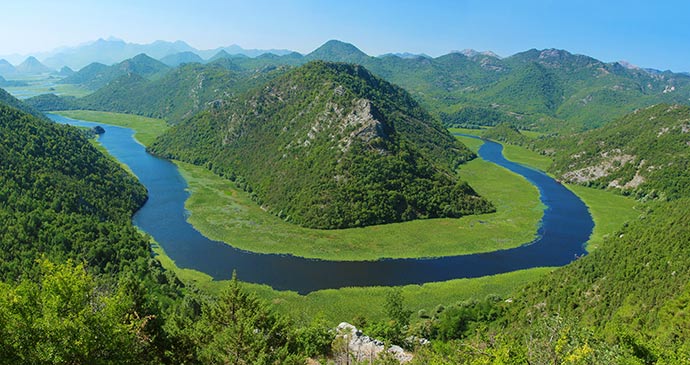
[0,98,333,364]
[150,61,493,229]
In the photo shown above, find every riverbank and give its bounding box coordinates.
[151,242,552,324]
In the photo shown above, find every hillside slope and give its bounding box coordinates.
[0,98,149,279]
[58,54,170,90]
[546,104,690,199]
[151,61,492,229]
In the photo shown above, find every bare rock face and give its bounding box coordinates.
[334,322,413,364]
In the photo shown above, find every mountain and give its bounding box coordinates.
[78,63,246,123]
[57,66,75,76]
[15,56,53,75]
[42,38,196,70]
[0,59,17,77]
[150,61,493,229]
[58,54,170,90]
[196,44,295,59]
[57,62,109,87]
[159,51,204,66]
[379,52,431,59]
[544,104,690,199]
[305,40,371,64]
[456,49,501,59]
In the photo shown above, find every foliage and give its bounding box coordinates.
[0,260,154,364]
[151,61,493,229]
[193,273,302,364]
[0,103,151,280]
[544,104,690,199]
[440,106,517,128]
[24,93,80,111]
[0,87,46,119]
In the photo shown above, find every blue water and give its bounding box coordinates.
[50,114,593,294]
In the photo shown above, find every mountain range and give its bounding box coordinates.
[0,38,295,70]
[34,40,690,134]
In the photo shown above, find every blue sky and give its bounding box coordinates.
[2,0,689,72]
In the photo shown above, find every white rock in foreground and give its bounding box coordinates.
[335,322,413,363]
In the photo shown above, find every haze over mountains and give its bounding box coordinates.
[0,37,294,71]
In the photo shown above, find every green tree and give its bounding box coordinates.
[194,273,302,364]
[0,259,152,364]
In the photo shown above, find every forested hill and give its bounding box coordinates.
[0,87,45,119]
[150,61,493,229]
[27,62,288,125]
[0,101,150,279]
[57,53,170,90]
[544,104,690,199]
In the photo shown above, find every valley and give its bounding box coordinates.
[1,19,688,361]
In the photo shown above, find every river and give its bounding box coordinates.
[50,114,593,294]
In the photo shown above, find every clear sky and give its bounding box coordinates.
[2,0,689,72]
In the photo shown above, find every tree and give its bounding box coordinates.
[194,272,302,364]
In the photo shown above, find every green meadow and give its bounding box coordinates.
[53,110,169,146]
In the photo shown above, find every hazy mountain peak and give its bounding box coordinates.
[16,56,53,74]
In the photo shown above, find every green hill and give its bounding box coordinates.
[0,87,45,119]
[546,104,690,199]
[0,98,149,280]
[159,51,204,66]
[58,54,170,90]
[150,61,493,229]
[305,39,371,64]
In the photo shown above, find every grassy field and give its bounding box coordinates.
[565,184,640,251]
[176,153,544,260]
[53,110,169,146]
[152,242,552,325]
[4,75,92,99]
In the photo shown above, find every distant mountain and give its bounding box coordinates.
[545,104,690,199]
[77,63,243,123]
[58,54,170,90]
[15,56,53,75]
[196,44,295,59]
[150,61,492,229]
[305,40,371,64]
[379,52,431,59]
[159,51,204,67]
[58,62,109,87]
[208,50,242,62]
[35,62,288,124]
[57,66,75,77]
[42,38,196,70]
[0,59,17,77]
